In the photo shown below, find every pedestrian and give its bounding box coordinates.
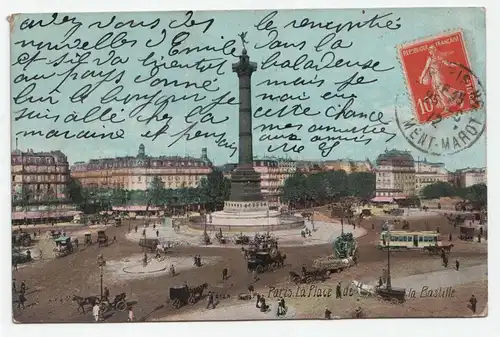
[103,287,110,302]
[325,308,332,320]
[479,227,483,236]
[449,233,452,241]
[156,229,159,238]
[206,291,215,309]
[18,292,26,310]
[134,225,138,233]
[13,261,18,271]
[12,278,16,293]
[20,281,26,294]
[127,307,134,321]
[336,282,342,299]
[248,285,255,298]
[378,276,383,287]
[142,229,146,236]
[197,255,202,267]
[477,234,481,243]
[353,255,358,266]
[443,255,448,268]
[93,303,100,322]
[469,295,477,314]
[371,223,374,230]
[222,268,228,281]
[455,258,460,271]
[153,224,156,230]
[193,255,197,266]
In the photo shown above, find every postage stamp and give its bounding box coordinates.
[395,29,486,156]
[398,30,481,124]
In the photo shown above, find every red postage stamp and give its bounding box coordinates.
[398,30,481,124]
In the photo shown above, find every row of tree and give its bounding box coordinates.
[67,170,232,213]
[281,171,376,208]
[421,181,487,206]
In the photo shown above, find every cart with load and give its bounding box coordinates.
[289,268,329,284]
[139,238,160,252]
[313,233,358,274]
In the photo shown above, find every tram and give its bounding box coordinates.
[377,230,442,250]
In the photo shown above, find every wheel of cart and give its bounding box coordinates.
[256,265,264,273]
[115,299,127,311]
[169,298,182,309]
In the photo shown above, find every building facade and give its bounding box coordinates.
[70,145,213,191]
[414,159,449,195]
[453,168,487,188]
[374,149,416,198]
[295,159,373,174]
[11,149,77,223]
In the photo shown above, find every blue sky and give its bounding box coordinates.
[10,8,486,169]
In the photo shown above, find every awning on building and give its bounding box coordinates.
[12,210,81,220]
[371,196,395,203]
[112,206,162,212]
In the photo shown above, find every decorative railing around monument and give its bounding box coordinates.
[187,215,304,232]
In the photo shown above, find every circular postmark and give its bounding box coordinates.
[395,62,486,156]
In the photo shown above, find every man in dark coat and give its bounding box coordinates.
[456,258,460,271]
[206,291,215,309]
[324,308,332,319]
[469,295,477,314]
[222,268,228,281]
[18,292,26,309]
[20,281,26,294]
[336,282,342,298]
[12,278,16,293]
[103,287,110,302]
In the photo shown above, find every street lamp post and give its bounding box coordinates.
[97,254,106,301]
[384,231,392,289]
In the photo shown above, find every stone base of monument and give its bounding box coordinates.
[190,201,304,232]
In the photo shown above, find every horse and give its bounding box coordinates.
[72,295,99,314]
[273,253,287,269]
[351,280,376,297]
[190,283,208,298]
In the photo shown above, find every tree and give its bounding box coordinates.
[462,183,487,208]
[148,176,166,206]
[67,177,85,207]
[347,172,376,198]
[282,171,308,207]
[199,169,231,211]
[421,182,457,199]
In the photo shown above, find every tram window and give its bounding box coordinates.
[419,236,423,242]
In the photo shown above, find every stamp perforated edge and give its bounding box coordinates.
[395,28,482,125]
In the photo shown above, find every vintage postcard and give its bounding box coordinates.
[10,8,487,323]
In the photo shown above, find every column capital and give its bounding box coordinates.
[232,49,257,77]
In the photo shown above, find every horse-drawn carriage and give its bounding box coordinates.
[53,236,73,258]
[100,292,128,312]
[375,286,406,304]
[97,230,109,247]
[289,268,329,284]
[166,283,208,309]
[459,225,475,241]
[84,232,92,246]
[247,251,286,274]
